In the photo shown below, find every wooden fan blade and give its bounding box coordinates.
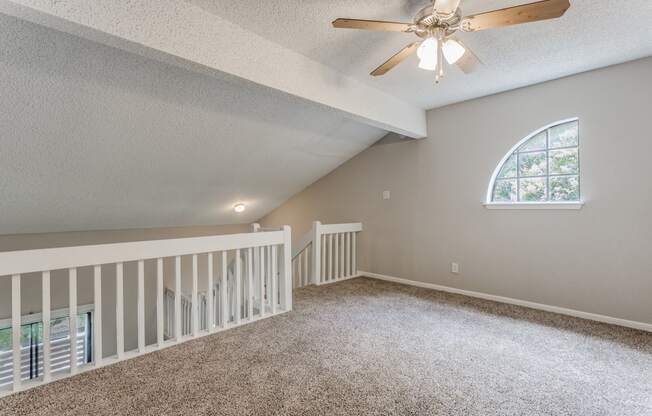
[371,42,421,76]
[454,41,482,74]
[434,0,461,16]
[332,18,413,32]
[461,0,570,32]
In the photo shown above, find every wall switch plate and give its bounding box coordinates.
[382,190,390,200]
[451,262,459,274]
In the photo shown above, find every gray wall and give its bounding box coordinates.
[0,12,383,235]
[261,57,652,325]
[0,223,248,356]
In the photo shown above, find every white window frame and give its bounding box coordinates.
[484,117,584,210]
[0,304,94,387]
[0,304,94,328]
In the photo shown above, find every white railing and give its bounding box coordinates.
[0,227,292,397]
[250,224,289,311]
[164,289,208,338]
[287,222,362,288]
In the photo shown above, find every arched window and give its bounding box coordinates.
[486,118,581,207]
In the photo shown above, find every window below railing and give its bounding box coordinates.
[0,308,93,388]
[0,227,293,397]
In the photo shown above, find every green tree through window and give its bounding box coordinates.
[489,119,580,203]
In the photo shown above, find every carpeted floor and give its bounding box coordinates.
[1,277,651,415]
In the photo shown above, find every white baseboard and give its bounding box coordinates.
[315,273,360,286]
[359,271,652,333]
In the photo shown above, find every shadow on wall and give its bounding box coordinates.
[372,132,414,147]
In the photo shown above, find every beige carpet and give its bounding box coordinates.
[1,277,651,415]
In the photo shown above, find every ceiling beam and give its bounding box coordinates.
[0,0,427,138]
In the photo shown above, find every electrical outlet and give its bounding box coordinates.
[382,190,391,200]
[451,262,459,274]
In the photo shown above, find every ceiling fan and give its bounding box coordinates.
[332,0,571,83]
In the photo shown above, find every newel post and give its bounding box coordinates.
[311,221,322,285]
[280,225,293,311]
[251,223,261,306]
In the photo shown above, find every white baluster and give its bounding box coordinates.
[174,256,181,341]
[260,245,266,317]
[235,249,241,324]
[352,232,357,276]
[271,245,277,314]
[247,248,253,320]
[192,254,198,337]
[311,221,322,286]
[93,265,102,366]
[267,246,272,295]
[346,232,351,277]
[334,233,339,280]
[138,260,145,351]
[207,253,214,332]
[321,235,326,284]
[12,274,21,391]
[303,247,309,287]
[281,225,293,311]
[42,271,51,382]
[340,233,345,278]
[116,262,124,359]
[328,233,333,281]
[253,245,260,305]
[221,251,228,327]
[68,268,78,374]
[186,300,190,334]
[297,251,303,287]
[156,258,164,346]
[295,257,299,288]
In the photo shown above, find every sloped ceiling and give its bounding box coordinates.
[2,0,651,235]
[0,14,385,234]
[194,0,652,109]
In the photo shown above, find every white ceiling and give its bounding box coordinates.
[193,0,652,109]
[2,0,651,235]
[0,14,385,234]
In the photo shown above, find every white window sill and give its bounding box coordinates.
[483,202,584,210]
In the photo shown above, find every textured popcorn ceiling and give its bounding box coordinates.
[0,14,385,234]
[193,0,652,109]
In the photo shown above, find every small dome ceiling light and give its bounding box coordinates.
[233,203,246,213]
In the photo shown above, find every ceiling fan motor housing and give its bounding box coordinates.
[413,4,462,38]
[330,0,571,78]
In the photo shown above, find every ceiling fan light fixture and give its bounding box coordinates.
[417,37,438,71]
[332,0,571,81]
[442,39,466,64]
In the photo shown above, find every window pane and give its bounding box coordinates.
[549,121,578,148]
[497,154,517,179]
[0,328,9,352]
[0,326,30,388]
[0,328,10,388]
[549,148,578,175]
[519,178,547,201]
[518,131,547,152]
[493,179,517,202]
[518,151,547,177]
[550,176,579,201]
[0,313,92,389]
